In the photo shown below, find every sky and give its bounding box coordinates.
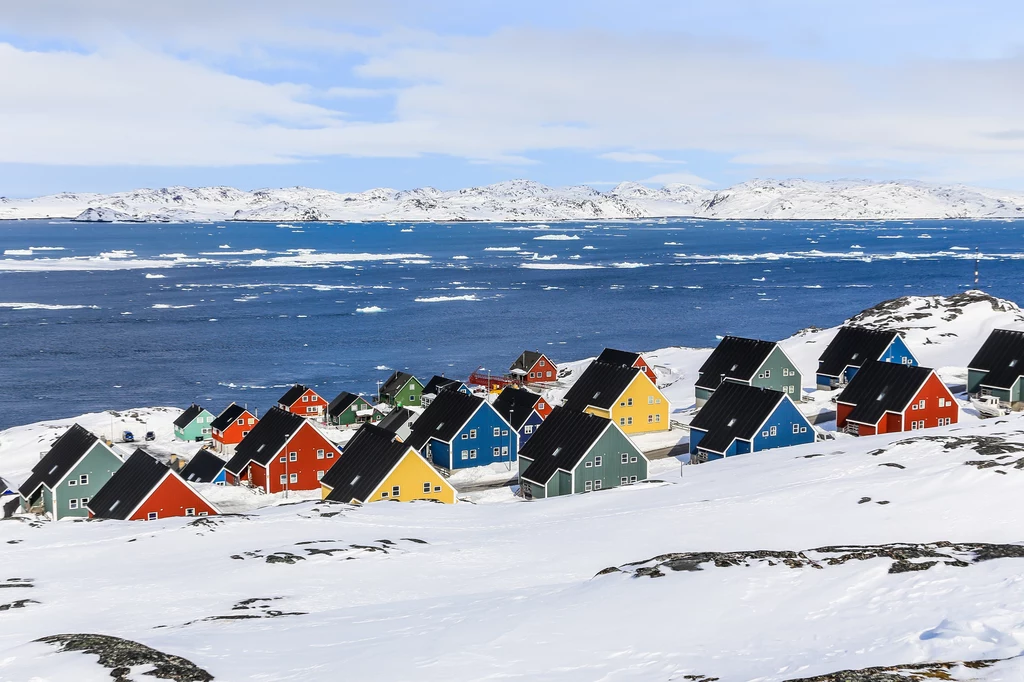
[2,0,1024,196]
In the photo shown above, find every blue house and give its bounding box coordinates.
[491,386,548,445]
[816,326,917,390]
[405,390,518,470]
[420,375,472,407]
[689,382,815,463]
[179,449,228,485]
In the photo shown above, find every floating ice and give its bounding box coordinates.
[414,294,481,302]
[356,306,385,313]
[533,234,580,241]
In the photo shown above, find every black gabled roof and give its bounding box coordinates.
[690,382,787,454]
[321,424,411,503]
[561,361,640,412]
[817,326,901,378]
[1,477,14,494]
[519,408,611,485]
[492,386,543,430]
[224,407,307,474]
[377,407,416,434]
[422,375,463,396]
[173,404,206,429]
[837,360,934,426]
[597,348,642,368]
[19,423,102,497]
[510,350,547,373]
[328,391,364,418]
[88,449,171,520]
[277,384,310,407]
[968,329,1024,389]
[404,390,485,452]
[695,336,778,390]
[380,371,417,396]
[180,449,226,483]
[210,403,247,432]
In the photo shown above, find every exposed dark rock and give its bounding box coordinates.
[858,497,872,504]
[1,578,33,588]
[36,633,214,681]
[878,462,905,469]
[785,657,1002,681]
[0,599,38,610]
[265,552,304,564]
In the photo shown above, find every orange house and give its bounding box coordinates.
[210,403,259,454]
[510,351,557,384]
[88,449,219,521]
[277,384,327,420]
[836,361,959,436]
[597,348,658,385]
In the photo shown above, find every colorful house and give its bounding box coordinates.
[596,348,658,384]
[0,477,15,496]
[378,371,425,408]
[320,424,456,504]
[688,382,815,463]
[277,384,327,420]
[967,328,1024,410]
[180,449,228,485]
[836,361,959,436]
[561,361,670,434]
[210,403,258,454]
[509,351,557,384]
[695,337,801,408]
[405,390,518,470]
[88,449,219,521]
[376,407,419,442]
[327,391,378,427]
[816,326,918,390]
[224,407,341,493]
[173,404,215,442]
[491,386,551,445]
[518,408,647,500]
[18,424,123,520]
[420,375,471,407]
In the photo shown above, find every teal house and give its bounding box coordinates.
[695,336,802,408]
[174,404,215,442]
[19,424,124,520]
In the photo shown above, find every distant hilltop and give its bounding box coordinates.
[3,178,1024,222]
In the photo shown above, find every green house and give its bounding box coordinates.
[173,404,215,442]
[19,424,124,520]
[378,371,424,408]
[518,407,648,500]
[327,391,378,426]
[967,329,1024,409]
[695,336,801,408]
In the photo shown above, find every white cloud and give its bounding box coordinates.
[598,152,684,163]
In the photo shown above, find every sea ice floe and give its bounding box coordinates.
[151,304,195,309]
[356,306,385,313]
[483,247,521,252]
[414,294,481,302]
[519,263,602,270]
[0,302,99,310]
[533,234,580,241]
[145,273,166,279]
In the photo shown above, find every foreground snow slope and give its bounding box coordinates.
[4,178,1024,222]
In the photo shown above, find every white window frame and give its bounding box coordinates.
[289,452,298,462]
[147,511,158,520]
[769,426,777,437]
[289,473,298,484]
[316,471,324,480]
[185,508,196,516]
[423,482,432,494]
[316,449,325,459]
[280,474,287,484]
[493,427,500,437]
[392,485,400,497]
[461,450,469,460]
[69,499,79,510]
[621,477,628,486]
[594,456,602,467]
[80,474,89,485]
[585,480,593,492]
[594,480,602,490]
[621,454,629,464]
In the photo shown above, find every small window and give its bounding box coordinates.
[433,485,441,492]
[199,511,208,516]
[648,396,654,404]
[470,449,477,459]
[280,474,287,484]
[279,456,286,463]
[316,449,325,459]
[621,454,629,464]
[630,456,637,463]
[762,430,769,437]
[423,482,432,493]
[594,456,602,467]
[409,395,416,402]
[546,371,552,377]
[237,418,245,426]
[539,360,545,367]
[462,433,469,440]
[655,414,661,422]
[471,429,479,439]
[327,451,334,458]
[764,369,771,378]
[493,447,500,457]
[501,446,509,456]
[648,415,654,424]
[461,450,469,460]
[630,476,637,483]
[493,427,500,437]
[585,480,593,491]
[627,397,634,406]
[307,406,317,414]
[392,485,400,497]
[792,424,800,434]
[381,491,389,498]
[627,417,633,425]
[538,402,545,409]
[80,474,89,485]
[248,418,255,425]
[69,499,79,510]
[289,452,297,462]
[147,512,158,520]
[919,399,926,409]
[185,508,196,516]
[316,471,324,480]
[290,473,298,483]
[501,430,508,436]
[619,417,625,425]
[800,427,808,433]
[80,497,89,505]
[242,431,249,437]
[302,395,309,402]
[769,426,777,437]
[621,477,628,486]
[69,479,78,487]
[585,461,593,468]
[524,425,534,434]
[594,480,602,490]
[529,372,535,378]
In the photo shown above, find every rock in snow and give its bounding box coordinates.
[3,178,1024,222]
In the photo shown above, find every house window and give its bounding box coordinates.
[648,414,654,423]
[655,414,661,422]
[434,485,442,492]
[461,450,469,460]
[539,360,545,367]
[302,395,309,402]
[919,399,926,409]
[423,482,432,493]
[307,406,317,414]
[621,477,628,485]
[242,431,249,437]
[630,476,637,483]
[80,497,89,505]
[594,480,602,490]
[493,447,500,457]
[546,371,552,377]
[290,473,298,483]
[381,491,389,498]
[648,396,654,404]
[501,446,509,456]
[289,452,298,462]
[80,474,89,485]
[627,417,633,425]
[762,430,769,437]
[316,471,324,480]
[147,512,158,520]
[585,461,593,468]
[594,456,602,467]
[237,418,245,426]
[538,402,545,409]
[493,427,500,437]
[69,499,79,510]
[792,424,800,434]
[408,395,416,402]
[69,479,77,487]
[470,449,478,459]
[524,425,534,434]
[800,427,808,433]
[316,449,325,459]
[529,372,535,378]
[185,508,196,516]
[327,451,334,458]
[392,485,400,497]
[585,481,593,491]
[621,454,629,464]
[619,418,625,425]
[501,430,508,436]
[248,418,255,424]
[461,433,469,440]
[199,511,208,517]
[764,369,771,378]
[280,474,287,484]
[769,426,777,436]
[630,456,638,463]
[280,456,287,463]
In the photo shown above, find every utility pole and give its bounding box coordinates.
[974,247,980,287]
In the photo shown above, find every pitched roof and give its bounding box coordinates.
[0,477,14,494]
[173,404,206,429]
[817,326,901,378]
[518,408,611,485]
[224,407,307,474]
[87,449,170,520]
[561,361,640,411]
[180,449,227,483]
[404,390,485,452]
[422,375,463,396]
[491,386,543,430]
[690,382,787,454]
[277,384,310,407]
[596,348,642,368]
[210,403,247,432]
[377,407,416,434]
[321,424,411,503]
[327,391,362,418]
[695,337,778,390]
[19,424,101,497]
[510,350,546,373]
[380,371,416,396]
[968,328,1024,389]
[837,361,934,425]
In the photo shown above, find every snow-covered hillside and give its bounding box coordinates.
[4,178,1024,222]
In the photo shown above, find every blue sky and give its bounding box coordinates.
[2,0,1023,196]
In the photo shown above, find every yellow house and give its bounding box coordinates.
[319,423,456,504]
[560,361,670,434]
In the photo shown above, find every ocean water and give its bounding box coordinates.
[0,218,1022,429]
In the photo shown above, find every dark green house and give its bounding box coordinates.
[518,407,648,500]
[19,424,124,520]
[967,329,1024,409]
[695,336,802,408]
[327,391,378,426]
[378,371,424,408]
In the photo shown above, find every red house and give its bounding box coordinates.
[210,403,259,454]
[509,351,557,384]
[596,348,657,384]
[88,449,219,521]
[836,361,959,436]
[224,407,341,493]
[277,384,327,420]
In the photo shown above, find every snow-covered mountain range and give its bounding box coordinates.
[3,179,1024,223]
